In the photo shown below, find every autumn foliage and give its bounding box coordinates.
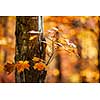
[0,16,99,83]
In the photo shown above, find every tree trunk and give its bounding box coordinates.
[15,16,46,83]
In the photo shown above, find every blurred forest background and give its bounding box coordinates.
[0,16,99,83]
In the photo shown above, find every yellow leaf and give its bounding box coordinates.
[52,69,59,76]
[0,65,4,73]
[32,57,40,62]
[29,35,37,40]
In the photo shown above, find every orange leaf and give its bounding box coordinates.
[33,62,47,71]
[15,60,30,73]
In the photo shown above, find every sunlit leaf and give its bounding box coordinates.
[52,69,59,76]
[33,62,47,71]
[15,60,30,73]
[29,35,37,40]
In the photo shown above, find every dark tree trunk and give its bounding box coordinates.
[15,16,46,83]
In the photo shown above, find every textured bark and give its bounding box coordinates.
[15,16,46,83]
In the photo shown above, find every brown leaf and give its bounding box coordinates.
[4,63,15,74]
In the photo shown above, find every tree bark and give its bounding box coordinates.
[15,16,46,83]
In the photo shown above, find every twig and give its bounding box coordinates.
[46,39,55,65]
[46,52,54,66]
[48,52,56,64]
